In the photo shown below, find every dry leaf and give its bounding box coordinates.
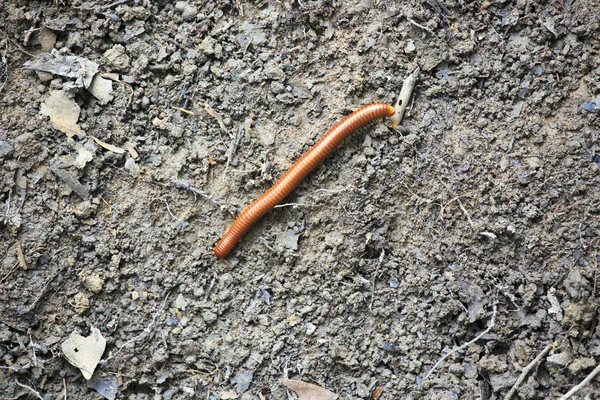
[280,378,338,400]
[40,91,82,137]
[23,51,98,88]
[92,136,125,154]
[219,390,238,399]
[88,75,114,105]
[61,327,106,379]
[125,144,138,159]
[74,147,93,169]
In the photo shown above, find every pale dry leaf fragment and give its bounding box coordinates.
[219,390,238,399]
[61,327,106,379]
[280,378,338,400]
[92,136,125,154]
[23,51,99,88]
[40,90,82,137]
[88,75,114,105]
[125,144,138,159]
[74,147,93,169]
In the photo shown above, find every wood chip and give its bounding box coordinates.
[280,378,338,400]
[92,136,125,154]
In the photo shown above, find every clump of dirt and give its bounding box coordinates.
[1,1,599,399]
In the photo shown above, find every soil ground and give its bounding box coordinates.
[1,1,600,399]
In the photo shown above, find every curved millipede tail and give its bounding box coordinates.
[214,103,395,259]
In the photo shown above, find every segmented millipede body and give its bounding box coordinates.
[214,103,396,258]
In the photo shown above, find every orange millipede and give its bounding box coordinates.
[213,103,396,259]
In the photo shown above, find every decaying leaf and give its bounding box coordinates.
[61,327,106,380]
[92,136,126,154]
[74,147,93,169]
[23,50,99,88]
[40,90,82,137]
[88,75,114,105]
[280,378,338,400]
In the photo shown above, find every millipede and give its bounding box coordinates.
[211,68,420,259]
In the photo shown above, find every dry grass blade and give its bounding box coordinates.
[280,378,338,400]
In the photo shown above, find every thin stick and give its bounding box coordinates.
[98,0,131,10]
[504,342,554,400]
[422,304,497,383]
[171,180,223,208]
[18,265,66,315]
[63,378,67,400]
[559,363,600,400]
[408,18,435,35]
[273,202,313,208]
[457,199,475,228]
[15,379,44,400]
[172,106,194,115]
[392,67,420,128]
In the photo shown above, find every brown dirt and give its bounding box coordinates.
[1,1,599,399]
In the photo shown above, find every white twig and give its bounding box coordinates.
[504,342,554,400]
[163,199,181,221]
[392,67,420,128]
[15,379,44,400]
[457,199,475,228]
[273,203,313,208]
[422,304,497,383]
[408,18,435,35]
[559,363,600,400]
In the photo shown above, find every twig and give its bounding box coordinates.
[408,18,435,35]
[504,342,554,400]
[63,378,67,400]
[0,40,8,93]
[102,292,171,362]
[163,199,181,221]
[97,0,131,10]
[199,102,228,135]
[222,123,244,179]
[273,202,313,208]
[172,106,194,115]
[171,180,223,208]
[559,363,600,400]
[23,3,44,45]
[17,265,66,315]
[392,67,420,128]
[422,304,497,383]
[15,379,44,400]
[0,261,19,284]
[457,199,475,228]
